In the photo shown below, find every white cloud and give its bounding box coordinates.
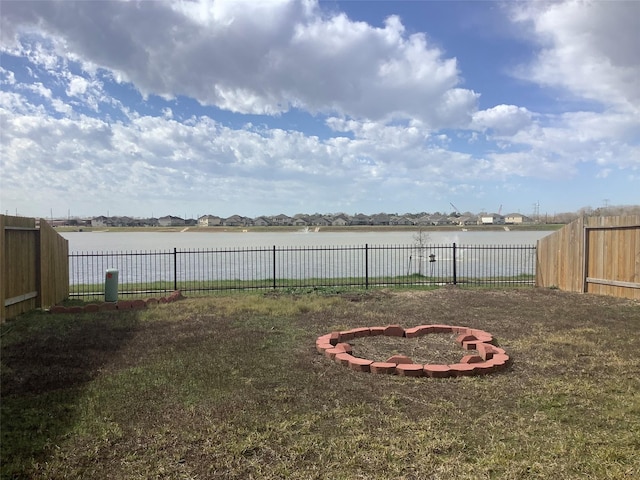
[471,104,533,136]
[66,75,88,97]
[0,90,493,216]
[487,151,577,179]
[0,66,15,84]
[1,0,638,217]
[23,82,52,99]
[512,0,640,111]
[484,108,640,180]
[0,0,478,127]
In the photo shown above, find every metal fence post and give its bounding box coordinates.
[173,247,178,291]
[452,243,457,285]
[272,245,276,289]
[365,243,369,289]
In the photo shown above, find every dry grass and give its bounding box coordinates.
[350,334,473,365]
[2,288,639,479]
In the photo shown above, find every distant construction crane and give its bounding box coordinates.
[449,202,461,215]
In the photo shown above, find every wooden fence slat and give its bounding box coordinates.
[39,219,69,309]
[537,215,640,300]
[1,215,69,321]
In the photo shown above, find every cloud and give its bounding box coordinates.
[1,0,638,217]
[471,104,533,136]
[0,0,478,127]
[512,0,640,111]
[66,75,87,96]
[0,85,492,216]
[487,151,578,179]
[0,66,16,85]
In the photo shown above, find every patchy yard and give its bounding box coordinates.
[2,288,639,479]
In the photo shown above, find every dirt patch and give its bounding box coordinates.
[350,333,474,365]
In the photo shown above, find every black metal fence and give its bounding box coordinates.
[69,243,537,299]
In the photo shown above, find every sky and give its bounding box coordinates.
[0,0,638,220]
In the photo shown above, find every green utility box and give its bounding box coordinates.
[105,269,119,302]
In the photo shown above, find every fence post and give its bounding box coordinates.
[173,247,178,291]
[272,246,276,289]
[365,244,369,289]
[452,243,457,285]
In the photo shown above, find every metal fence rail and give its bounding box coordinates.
[69,243,537,299]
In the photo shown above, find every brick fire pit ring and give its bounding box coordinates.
[316,324,510,377]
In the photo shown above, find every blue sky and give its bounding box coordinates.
[1,0,638,219]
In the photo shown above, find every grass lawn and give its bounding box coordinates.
[2,288,639,479]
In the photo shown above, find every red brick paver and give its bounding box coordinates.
[461,355,484,364]
[383,325,405,337]
[325,348,343,360]
[335,343,353,354]
[424,364,452,378]
[396,364,424,377]
[405,325,435,338]
[386,354,414,365]
[448,363,477,377]
[343,327,370,338]
[348,357,373,372]
[335,353,355,366]
[316,342,333,354]
[116,301,133,310]
[131,299,147,310]
[370,362,397,374]
[369,326,386,336]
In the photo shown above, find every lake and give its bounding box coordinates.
[64,229,552,292]
[61,229,554,252]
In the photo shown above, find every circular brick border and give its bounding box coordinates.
[316,324,510,377]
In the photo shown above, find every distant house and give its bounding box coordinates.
[158,215,186,227]
[91,216,112,228]
[456,215,476,226]
[504,213,532,224]
[414,215,432,226]
[91,215,145,227]
[309,216,331,226]
[223,215,252,227]
[370,213,390,226]
[429,215,452,226]
[198,215,222,227]
[292,214,311,223]
[253,216,271,227]
[331,215,350,226]
[350,214,371,225]
[114,216,137,227]
[272,214,293,226]
[389,216,414,226]
[480,213,505,225]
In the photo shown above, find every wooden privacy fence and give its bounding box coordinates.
[536,215,640,300]
[0,215,69,321]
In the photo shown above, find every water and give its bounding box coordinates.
[64,229,551,291]
[61,229,553,252]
